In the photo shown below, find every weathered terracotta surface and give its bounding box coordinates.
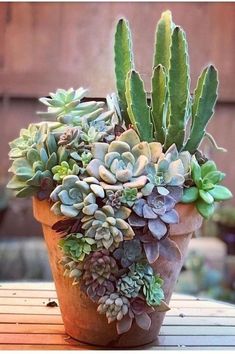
[33,197,202,347]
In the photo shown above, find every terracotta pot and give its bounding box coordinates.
[33,197,202,348]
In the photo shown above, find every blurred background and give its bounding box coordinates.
[0,2,234,302]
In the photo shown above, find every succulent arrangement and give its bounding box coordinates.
[7,11,232,334]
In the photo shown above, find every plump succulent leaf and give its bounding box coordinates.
[165,26,190,150]
[181,187,199,203]
[126,70,153,142]
[114,18,134,126]
[184,65,218,153]
[196,199,215,219]
[208,185,233,201]
[153,10,175,71]
[151,65,167,144]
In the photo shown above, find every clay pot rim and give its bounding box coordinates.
[32,197,203,237]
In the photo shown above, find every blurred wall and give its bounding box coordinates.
[1,2,235,237]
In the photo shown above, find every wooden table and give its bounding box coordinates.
[0,282,234,350]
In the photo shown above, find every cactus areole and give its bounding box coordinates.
[8,10,232,347]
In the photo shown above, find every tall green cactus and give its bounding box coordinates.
[153,10,175,71]
[183,65,218,153]
[164,26,190,150]
[126,70,153,142]
[114,18,134,126]
[113,11,220,153]
[151,65,167,144]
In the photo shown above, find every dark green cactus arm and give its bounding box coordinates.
[183,65,218,153]
[151,65,167,144]
[125,70,153,142]
[114,18,134,126]
[153,10,175,71]
[165,26,190,150]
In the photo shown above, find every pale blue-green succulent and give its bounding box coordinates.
[7,126,69,199]
[142,144,191,196]
[117,273,143,298]
[50,175,105,217]
[86,129,162,190]
[9,124,46,159]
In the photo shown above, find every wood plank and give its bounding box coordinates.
[0,344,90,350]
[0,297,57,306]
[0,333,79,345]
[0,290,57,298]
[0,344,235,350]
[160,325,235,336]
[0,305,61,315]
[170,300,233,309]
[0,323,65,334]
[0,314,63,325]
[163,316,235,326]
[155,335,235,346]
[148,347,235,350]
[0,323,234,336]
[0,282,55,290]
[167,307,235,317]
[0,333,234,346]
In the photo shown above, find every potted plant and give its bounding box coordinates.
[7,11,232,347]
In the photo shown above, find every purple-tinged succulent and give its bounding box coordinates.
[52,217,81,236]
[116,295,170,334]
[85,278,115,303]
[83,249,118,284]
[37,176,55,200]
[129,188,180,240]
[113,239,142,268]
[82,250,118,302]
[138,231,182,264]
[105,190,123,210]
[58,127,81,150]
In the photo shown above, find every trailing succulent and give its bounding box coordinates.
[7,10,232,335]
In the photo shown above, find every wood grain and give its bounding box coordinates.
[0,282,234,350]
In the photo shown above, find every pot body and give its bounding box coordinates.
[33,198,202,348]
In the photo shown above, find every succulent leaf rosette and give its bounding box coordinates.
[7,10,232,335]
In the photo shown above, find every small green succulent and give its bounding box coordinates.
[52,161,80,182]
[121,188,138,207]
[182,157,232,218]
[9,124,46,159]
[143,274,164,307]
[59,233,96,261]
